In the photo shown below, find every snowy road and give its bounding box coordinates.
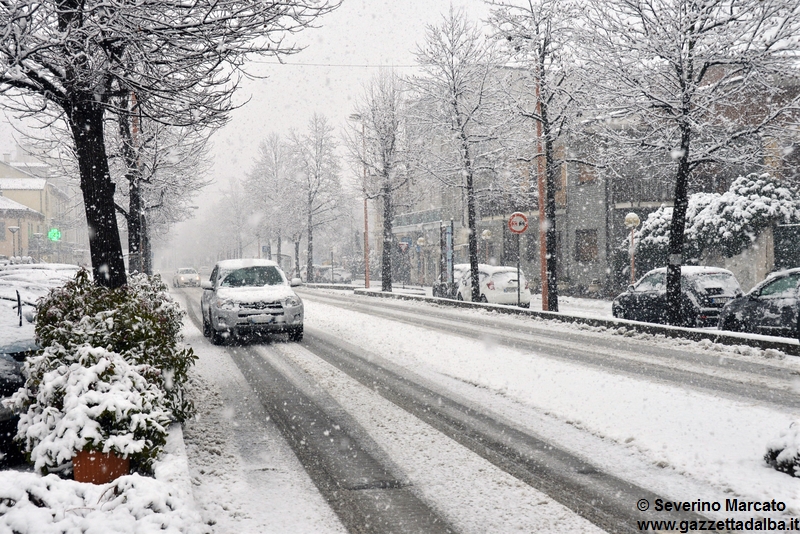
[176,287,800,533]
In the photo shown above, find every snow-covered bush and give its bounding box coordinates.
[764,421,800,477]
[8,345,171,475]
[622,173,800,275]
[34,269,196,421]
[688,173,800,258]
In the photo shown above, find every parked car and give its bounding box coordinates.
[173,267,201,288]
[0,352,24,467]
[719,268,800,340]
[456,264,531,307]
[612,266,742,327]
[200,259,304,344]
[432,263,470,299]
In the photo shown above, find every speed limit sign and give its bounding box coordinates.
[508,212,528,234]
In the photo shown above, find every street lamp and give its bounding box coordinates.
[416,236,426,285]
[8,226,19,259]
[348,113,370,289]
[480,229,492,263]
[624,212,641,285]
[32,233,43,262]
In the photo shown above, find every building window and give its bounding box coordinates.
[575,229,599,262]
[0,221,5,241]
[578,164,597,184]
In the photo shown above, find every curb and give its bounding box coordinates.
[343,288,800,356]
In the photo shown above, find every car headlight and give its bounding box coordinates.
[214,298,237,310]
[283,295,302,308]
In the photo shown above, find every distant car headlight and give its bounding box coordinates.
[283,295,302,308]
[214,298,237,310]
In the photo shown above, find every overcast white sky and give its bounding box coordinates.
[0,0,493,261]
[209,0,492,194]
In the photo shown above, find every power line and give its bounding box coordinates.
[255,60,419,69]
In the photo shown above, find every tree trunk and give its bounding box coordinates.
[116,99,142,274]
[463,139,480,300]
[66,97,127,287]
[381,182,393,292]
[306,202,314,283]
[276,231,282,269]
[541,106,559,312]
[294,240,301,279]
[142,214,152,275]
[666,127,692,326]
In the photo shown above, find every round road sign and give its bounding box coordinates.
[508,212,528,234]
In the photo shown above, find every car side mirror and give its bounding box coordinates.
[627,284,635,292]
[290,277,302,287]
[201,281,212,290]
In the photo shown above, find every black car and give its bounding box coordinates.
[612,266,743,327]
[719,268,800,341]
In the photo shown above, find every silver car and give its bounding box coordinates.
[200,259,304,344]
[173,267,200,288]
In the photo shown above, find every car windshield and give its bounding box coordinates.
[178,268,197,274]
[491,270,525,286]
[635,272,665,291]
[690,272,740,295]
[219,266,284,287]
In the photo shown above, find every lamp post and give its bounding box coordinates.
[348,113,370,289]
[416,236,425,285]
[8,226,19,259]
[480,229,492,263]
[32,233,43,262]
[624,212,641,285]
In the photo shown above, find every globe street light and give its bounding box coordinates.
[480,229,492,263]
[8,226,20,259]
[624,212,641,285]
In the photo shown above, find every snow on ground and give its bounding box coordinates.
[302,296,800,518]
[274,340,606,534]
[0,425,207,534]
[177,304,346,534]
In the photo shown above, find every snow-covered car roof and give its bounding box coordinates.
[645,266,735,277]
[214,259,280,270]
[763,267,800,280]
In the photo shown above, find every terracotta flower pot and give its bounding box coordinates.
[73,450,130,484]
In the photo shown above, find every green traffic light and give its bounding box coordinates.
[48,228,61,242]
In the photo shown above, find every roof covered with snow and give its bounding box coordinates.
[0,195,43,216]
[214,258,279,269]
[0,177,47,190]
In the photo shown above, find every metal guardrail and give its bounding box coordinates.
[343,288,800,357]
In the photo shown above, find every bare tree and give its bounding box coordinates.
[346,71,414,292]
[0,0,337,286]
[410,7,503,299]
[246,133,306,275]
[489,0,589,311]
[114,108,212,274]
[289,114,342,283]
[584,0,800,325]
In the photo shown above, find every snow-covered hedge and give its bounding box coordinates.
[34,269,196,422]
[623,173,800,274]
[764,421,800,477]
[9,345,171,474]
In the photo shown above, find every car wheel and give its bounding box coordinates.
[479,294,488,303]
[288,326,303,342]
[202,312,211,338]
[721,316,742,332]
[210,329,225,345]
[456,293,463,301]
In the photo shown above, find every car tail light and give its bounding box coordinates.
[525,280,529,290]
[487,281,495,290]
